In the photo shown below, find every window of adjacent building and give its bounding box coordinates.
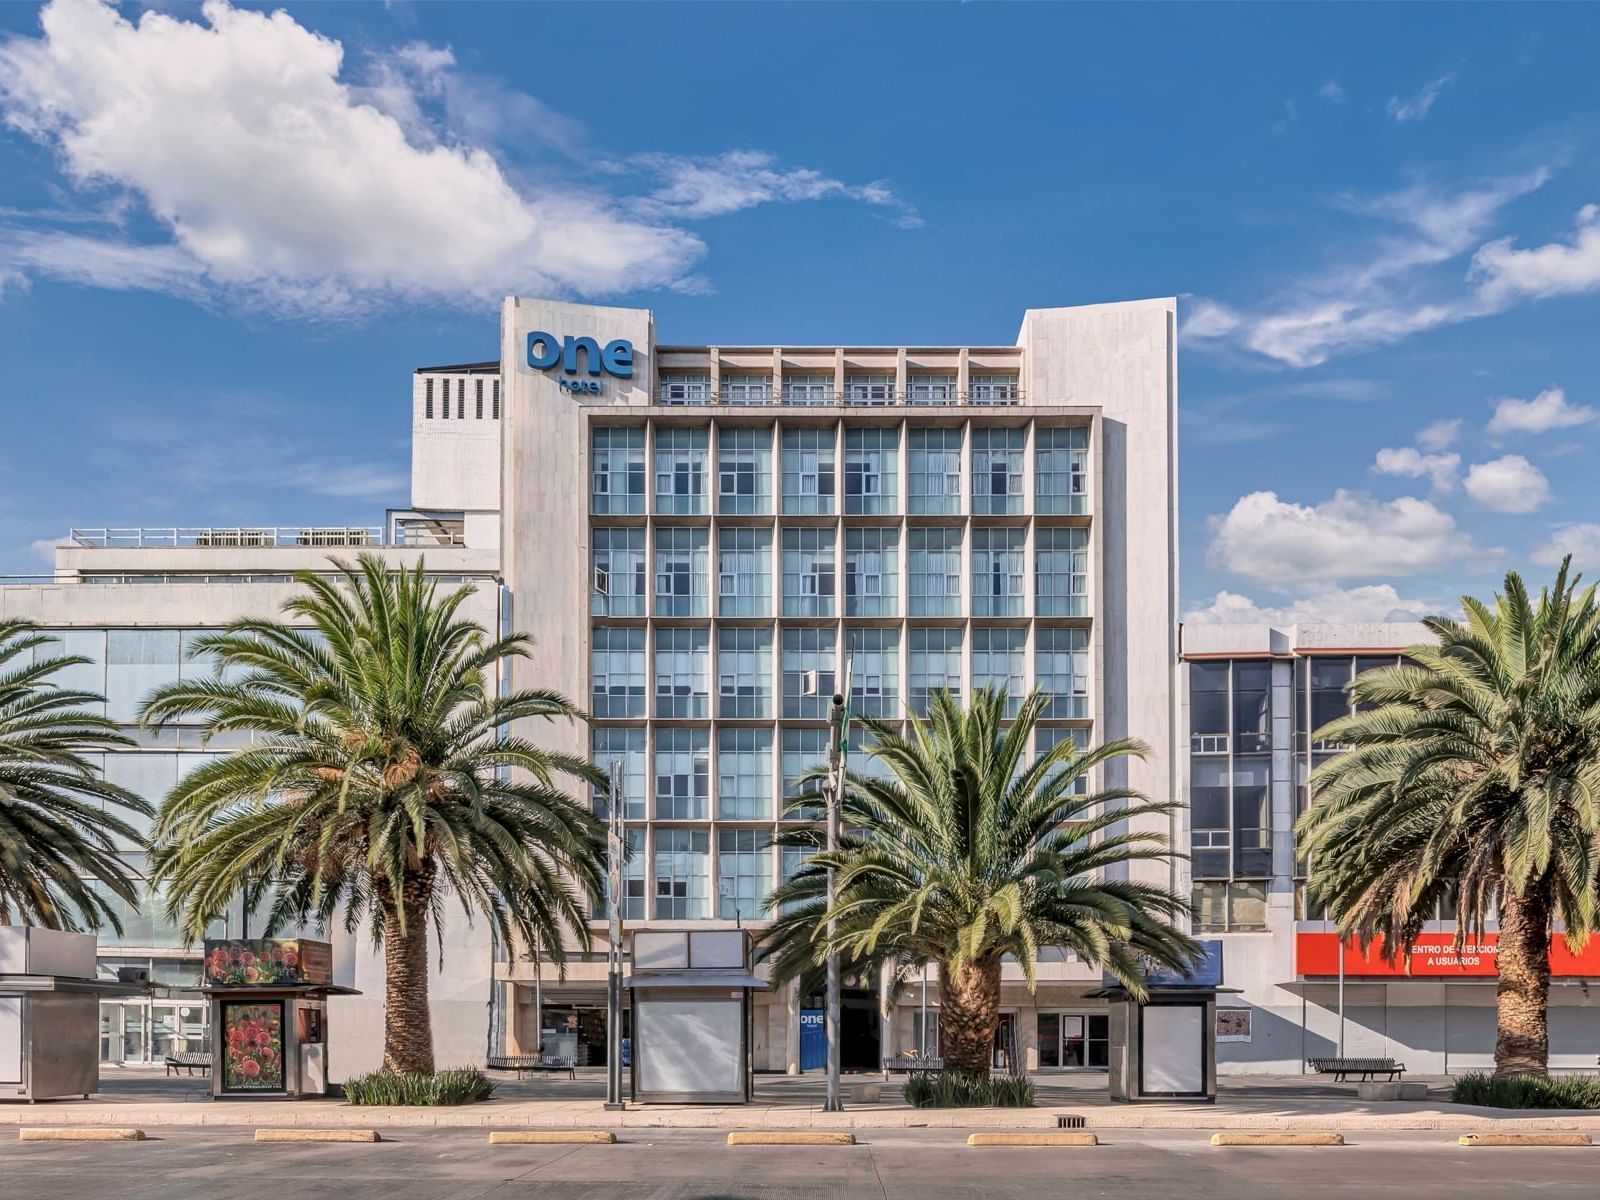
[653,827,709,919]
[654,526,709,617]
[846,628,900,719]
[1190,756,1231,879]
[475,377,484,419]
[907,373,957,405]
[783,374,834,404]
[591,626,645,718]
[1035,527,1088,617]
[972,627,1025,716]
[1036,726,1091,797]
[717,426,772,514]
[782,527,836,617]
[653,627,709,719]
[1189,662,1230,752]
[969,373,1019,404]
[106,629,182,723]
[907,428,963,515]
[781,728,828,819]
[717,829,772,919]
[1037,1012,1109,1069]
[718,527,772,618]
[492,379,500,420]
[598,827,645,921]
[721,374,771,405]
[1232,661,1271,753]
[843,427,899,514]
[908,527,962,617]
[1309,657,1354,745]
[717,627,772,719]
[846,726,895,785]
[591,427,646,515]
[781,627,836,719]
[654,427,709,514]
[971,527,1025,617]
[844,527,899,617]
[593,726,647,821]
[592,527,646,617]
[971,427,1025,514]
[1036,627,1089,718]
[424,377,434,419]
[441,378,451,419]
[1231,755,1272,877]
[908,627,963,717]
[843,375,895,405]
[1035,426,1088,515]
[717,729,773,820]
[100,752,178,850]
[781,427,836,514]
[654,729,709,822]
[1192,880,1268,933]
[779,843,813,913]
[660,374,710,404]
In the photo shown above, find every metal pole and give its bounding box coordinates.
[824,690,845,1113]
[604,761,625,1111]
[1337,931,1346,1058]
[920,963,929,1057]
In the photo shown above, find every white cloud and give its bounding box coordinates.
[1183,583,1441,626]
[1416,418,1462,451]
[1318,81,1346,103]
[284,462,410,499]
[1472,204,1600,307]
[1372,446,1460,492]
[29,536,71,565]
[0,0,917,317]
[1207,489,1483,584]
[1463,454,1551,513]
[1533,523,1600,571]
[626,150,923,229]
[1387,74,1454,122]
[1486,387,1598,436]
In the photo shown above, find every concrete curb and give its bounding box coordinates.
[727,1131,856,1146]
[1458,1133,1592,1148]
[488,1130,616,1145]
[1210,1132,1344,1147]
[18,1127,145,1142]
[254,1129,381,1144]
[967,1131,1098,1147]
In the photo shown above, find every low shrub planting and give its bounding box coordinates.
[1451,1072,1600,1110]
[903,1071,1035,1108]
[342,1066,496,1106]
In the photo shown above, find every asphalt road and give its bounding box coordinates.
[1,1127,1593,1200]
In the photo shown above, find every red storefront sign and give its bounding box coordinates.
[1296,932,1600,979]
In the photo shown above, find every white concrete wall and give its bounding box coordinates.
[412,371,502,512]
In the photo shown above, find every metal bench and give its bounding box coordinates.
[486,1055,577,1080]
[881,1055,944,1079]
[1306,1056,1406,1082]
[165,1051,211,1076]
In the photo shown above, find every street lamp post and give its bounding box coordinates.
[604,760,625,1111]
[824,688,845,1113]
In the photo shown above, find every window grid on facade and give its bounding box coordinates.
[783,374,834,404]
[1036,627,1089,718]
[717,527,772,618]
[971,627,1025,716]
[908,627,963,716]
[1036,726,1091,797]
[907,428,962,515]
[654,729,709,822]
[1190,660,1273,885]
[654,427,709,514]
[592,427,645,515]
[971,527,1026,617]
[907,374,957,404]
[440,380,450,419]
[1193,881,1268,933]
[653,827,709,918]
[721,374,772,405]
[908,527,962,616]
[781,628,836,719]
[593,726,647,820]
[660,374,710,404]
[458,379,466,419]
[492,379,500,420]
[717,729,773,820]
[969,373,1019,404]
[844,527,899,617]
[1035,526,1089,617]
[591,627,646,718]
[718,829,772,919]
[843,375,895,405]
[592,527,646,617]
[424,378,434,419]
[717,627,773,719]
[1036,426,1089,515]
[843,428,898,514]
[782,527,836,617]
[781,427,836,513]
[717,426,772,514]
[781,727,829,818]
[846,627,900,719]
[654,626,709,718]
[475,378,484,419]
[971,427,1025,514]
[654,526,709,617]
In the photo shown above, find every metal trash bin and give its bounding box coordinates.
[1092,940,1234,1103]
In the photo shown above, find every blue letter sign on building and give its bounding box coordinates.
[527,331,634,395]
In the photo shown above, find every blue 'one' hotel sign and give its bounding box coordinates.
[527,331,634,394]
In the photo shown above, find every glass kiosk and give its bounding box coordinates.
[201,939,358,1100]
[1091,940,1233,1104]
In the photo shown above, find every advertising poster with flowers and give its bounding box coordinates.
[204,939,331,986]
[221,1002,284,1092]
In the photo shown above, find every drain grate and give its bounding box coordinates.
[1056,1114,1086,1129]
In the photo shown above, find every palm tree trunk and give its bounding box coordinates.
[1494,888,1551,1079]
[380,869,435,1075]
[938,957,1002,1077]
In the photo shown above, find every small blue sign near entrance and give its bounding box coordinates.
[799,1009,826,1071]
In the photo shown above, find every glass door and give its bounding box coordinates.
[1036,1011,1110,1069]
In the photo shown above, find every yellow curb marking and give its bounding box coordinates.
[19,1128,146,1142]
[1210,1132,1344,1147]
[1458,1133,1592,1148]
[254,1129,381,1143]
[726,1131,856,1146]
[967,1131,1098,1147]
[488,1130,616,1145]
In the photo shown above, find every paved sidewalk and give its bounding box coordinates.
[4,1067,1599,1132]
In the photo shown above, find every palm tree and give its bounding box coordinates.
[1296,560,1600,1078]
[763,686,1198,1076]
[144,556,606,1075]
[0,619,148,930]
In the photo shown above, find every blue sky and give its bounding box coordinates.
[2,0,1599,623]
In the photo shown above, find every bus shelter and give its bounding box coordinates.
[1091,940,1233,1103]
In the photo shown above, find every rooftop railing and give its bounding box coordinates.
[70,527,389,549]
[655,388,1023,407]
